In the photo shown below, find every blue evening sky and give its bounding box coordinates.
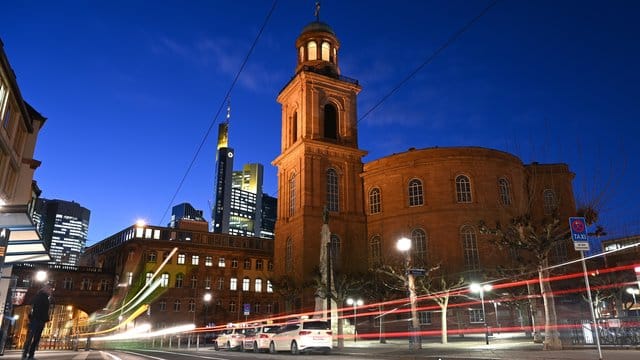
[2,1,638,247]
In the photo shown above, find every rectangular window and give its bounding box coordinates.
[256,259,263,270]
[205,256,213,267]
[469,309,484,323]
[419,311,432,325]
[244,259,251,270]
[191,255,199,265]
[218,257,226,267]
[177,254,186,264]
[267,280,273,293]
[255,278,262,292]
[231,259,238,268]
[230,278,238,291]
[242,278,250,291]
[204,276,211,290]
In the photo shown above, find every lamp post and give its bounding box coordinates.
[203,293,212,327]
[397,237,421,350]
[470,283,492,345]
[346,298,363,342]
[492,301,500,335]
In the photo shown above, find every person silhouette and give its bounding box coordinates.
[22,284,53,360]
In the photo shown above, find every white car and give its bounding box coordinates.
[269,320,332,355]
[214,327,248,351]
[242,324,280,352]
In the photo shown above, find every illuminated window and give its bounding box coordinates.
[218,257,226,267]
[460,226,479,271]
[267,280,273,293]
[255,278,263,292]
[327,168,339,212]
[307,41,317,60]
[160,273,169,287]
[456,175,472,203]
[498,178,511,205]
[321,41,330,61]
[369,188,381,214]
[408,179,424,206]
[177,253,185,264]
[191,255,199,265]
[205,256,213,267]
[145,272,153,284]
[230,277,238,291]
[242,277,250,291]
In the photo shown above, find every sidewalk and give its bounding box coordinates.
[331,334,640,360]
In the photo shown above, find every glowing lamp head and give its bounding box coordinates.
[396,237,412,252]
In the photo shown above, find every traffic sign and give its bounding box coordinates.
[569,217,590,251]
[243,303,250,316]
[409,268,426,276]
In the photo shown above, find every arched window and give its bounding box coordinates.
[289,173,296,217]
[173,299,181,312]
[255,278,263,292]
[543,189,557,214]
[175,274,184,288]
[369,188,381,214]
[498,178,512,205]
[330,234,341,269]
[188,299,195,312]
[242,277,250,291]
[321,41,330,61]
[456,175,472,203]
[369,235,381,266]
[291,111,298,143]
[408,179,424,206]
[327,168,339,211]
[460,226,480,271]
[411,229,427,264]
[64,277,73,290]
[285,237,293,272]
[323,104,338,139]
[307,41,317,61]
[81,278,92,291]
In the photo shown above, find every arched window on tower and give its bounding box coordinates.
[323,104,338,140]
[285,238,293,272]
[299,46,304,62]
[456,175,472,203]
[291,111,298,143]
[369,235,381,267]
[543,189,557,214]
[327,168,339,212]
[307,41,317,61]
[460,225,479,271]
[321,42,330,61]
[289,173,296,217]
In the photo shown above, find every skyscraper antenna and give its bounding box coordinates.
[314,1,321,21]
[225,97,231,124]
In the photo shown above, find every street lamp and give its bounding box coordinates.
[470,283,492,345]
[203,293,212,327]
[35,270,47,283]
[396,237,421,350]
[346,298,363,342]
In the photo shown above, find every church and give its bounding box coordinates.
[272,12,577,317]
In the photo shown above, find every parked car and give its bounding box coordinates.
[242,324,280,352]
[214,327,248,351]
[269,319,332,354]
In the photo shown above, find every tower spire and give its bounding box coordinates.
[225,97,231,124]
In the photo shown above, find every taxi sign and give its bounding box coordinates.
[569,217,590,251]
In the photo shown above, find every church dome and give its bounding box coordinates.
[300,21,336,36]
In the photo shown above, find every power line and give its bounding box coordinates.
[358,0,500,124]
[158,0,279,226]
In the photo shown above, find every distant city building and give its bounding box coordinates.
[211,108,276,239]
[260,193,277,239]
[35,198,90,266]
[169,202,206,228]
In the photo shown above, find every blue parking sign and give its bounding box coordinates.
[243,303,250,315]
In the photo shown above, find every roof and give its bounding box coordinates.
[300,21,335,36]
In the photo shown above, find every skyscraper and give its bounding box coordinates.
[211,106,276,238]
[35,198,90,266]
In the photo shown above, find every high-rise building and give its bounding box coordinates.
[211,107,276,238]
[169,202,205,228]
[35,198,90,266]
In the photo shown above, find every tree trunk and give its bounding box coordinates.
[337,308,344,349]
[538,264,562,350]
[440,295,449,344]
[527,281,543,343]
[378,304,386,343]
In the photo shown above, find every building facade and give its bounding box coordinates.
[272,14,579,322]
[34,198,90,266]
[81,220,279,330]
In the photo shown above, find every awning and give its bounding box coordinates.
[0,204,50,263]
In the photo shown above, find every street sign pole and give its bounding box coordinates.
[570,217,602,360]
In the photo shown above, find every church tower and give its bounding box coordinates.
[272,8,368,311]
